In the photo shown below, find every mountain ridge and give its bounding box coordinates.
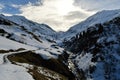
[1,9,120,80]
[60,9,120,41]
[62,9,120,80]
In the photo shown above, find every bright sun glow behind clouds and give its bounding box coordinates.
[1,0,120,31]
[56,0,75,15]
[20,0,94,31]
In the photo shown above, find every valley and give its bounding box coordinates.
[0,9,120,80]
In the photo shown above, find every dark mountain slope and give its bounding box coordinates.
[63,10,120,80]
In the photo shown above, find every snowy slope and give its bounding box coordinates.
[0,14,66,59]
[0,64,34,80]
[0,14,59,49]
[0,36,36,50]
[1,9,120,80]
[0,14,73,80]
[0,14,57,40]
[63,9,120,80]
[61,9,120,40]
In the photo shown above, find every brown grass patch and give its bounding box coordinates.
[8,51,75,80]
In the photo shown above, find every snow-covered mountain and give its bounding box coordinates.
[1,9,120,80]
[0,14,74,80]
[61,9,120,41]
[63,9,120,80]
[0,14,58,40]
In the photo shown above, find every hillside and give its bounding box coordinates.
[1,9,120,80]
[63,9,120,80]
[0,14,75,80]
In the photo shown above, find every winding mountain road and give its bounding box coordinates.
[0,50,35,64]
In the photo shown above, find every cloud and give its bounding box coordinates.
[0,0,96,31]
[74,0,120,11]
[0,0,42,5]
[0,4,4,10]
[64,11,88,20]
[19,0,94,31]
[1,0,120,31]
[0,0,42,14]
[11,4,22,8]
[19,1,63,31]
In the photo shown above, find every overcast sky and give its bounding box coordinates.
[0,0,120,31]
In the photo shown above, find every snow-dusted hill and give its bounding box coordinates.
[1,9,120,80]
[0,13,69,60]
[61,9,120,41]
[0,14,57,40]
[0,14,74,80]
[0,36,37,50]
[0,14,62,52]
